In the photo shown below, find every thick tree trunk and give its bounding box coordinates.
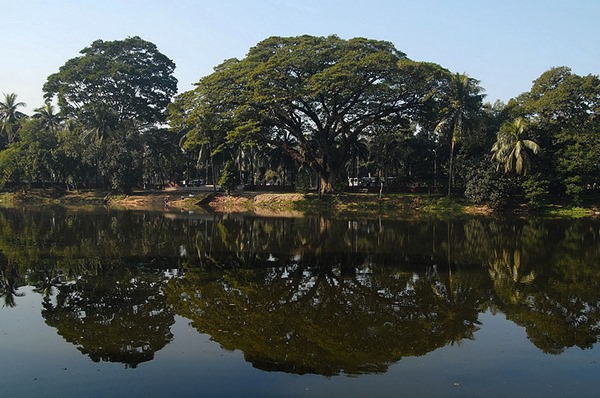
[320,177,333,194]
[319,170,337,194]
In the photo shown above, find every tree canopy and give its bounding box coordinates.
[516,67,600,200]
[172,35,450,193]
[44,36,177,127]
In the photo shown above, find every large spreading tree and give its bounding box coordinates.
[173,35,448,193]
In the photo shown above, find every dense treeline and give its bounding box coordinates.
[1,35,598,206]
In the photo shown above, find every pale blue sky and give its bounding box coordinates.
[2,0,598,113]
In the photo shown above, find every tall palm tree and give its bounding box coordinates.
[491,117,540,175]
[0,92,27,144]
[33,102,63,134]
[435,73,484,195]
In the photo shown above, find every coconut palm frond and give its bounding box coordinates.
[492,117,541,175]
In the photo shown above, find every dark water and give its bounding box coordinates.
[1,207,600,397]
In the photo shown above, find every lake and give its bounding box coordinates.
[1,207,600,397]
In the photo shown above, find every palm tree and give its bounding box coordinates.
[435,73,484,195]
[487,248,536,304]
[80,102,119,144]
[0,263,25,308]
[33,102,63,134]
[491,117,540,175]
[0,93,27,144]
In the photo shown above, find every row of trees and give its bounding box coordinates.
[1,35,598,205]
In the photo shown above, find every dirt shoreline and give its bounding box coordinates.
[107,188,306,213]
[108,187,207,210]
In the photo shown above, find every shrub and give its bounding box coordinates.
[523,174,549,209]
[218,160,240,194]
[464,160,515,209]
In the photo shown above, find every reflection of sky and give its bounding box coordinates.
[379,311,600,398]
[1,287,70,356]
[3,289,600,397]
[0,287,96,397]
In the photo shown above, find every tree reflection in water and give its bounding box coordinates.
[41,260,176,368]
[0,208,600,374]
[168,256,486,376]
[0,254,25,308]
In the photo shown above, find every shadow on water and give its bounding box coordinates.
[1,207,600,374]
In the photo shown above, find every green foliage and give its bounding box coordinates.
[522,174,549,209]
[0,37,598,212]
[142,128,182,186]
[435,72,485,195]
[464,160,515,208]
[556,123,600,203]
[44,36,177,126]
[218,160,240,194]
[100,130,144,193]
[546,205,593,218]
[517,67,600,203]
[492,117,540,175]
[0,118,59,187]
[0,93,27,147]
[174,35,450,194]
[564,177,584,204]
[0,146,21,186]
[52,123,96,190]
[39,36,179,192]
[33,102,63,134]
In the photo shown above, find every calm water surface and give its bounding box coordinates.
[1,207,600,397]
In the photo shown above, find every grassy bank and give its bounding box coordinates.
[193,192,598,219]
[0,189,107,208]
[0,188,598,219]
[289,193,491,218]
